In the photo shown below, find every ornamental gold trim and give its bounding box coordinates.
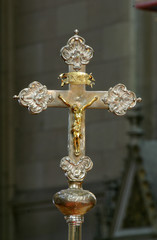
[59,72,95,87]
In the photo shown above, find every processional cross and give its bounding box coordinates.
[14,30,141,240]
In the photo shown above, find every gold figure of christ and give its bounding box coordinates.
[58,95,98,156]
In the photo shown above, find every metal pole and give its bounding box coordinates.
[65,215,84,240]
[68,224,82,240]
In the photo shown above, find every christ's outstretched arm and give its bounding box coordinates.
[81,96,98,111]
[58,94,71,107]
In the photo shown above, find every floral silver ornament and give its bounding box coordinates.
[14,81,52,114]
[60,156,93,181]
[60,29,93,71]
[103,84,142,116]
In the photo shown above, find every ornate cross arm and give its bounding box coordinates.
[13,81,141,115]
[13,80,141,164]
[13,81,72,113]
[13,81,52,114]
[102,83,142,115]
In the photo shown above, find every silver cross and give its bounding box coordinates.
[14,29,141,239]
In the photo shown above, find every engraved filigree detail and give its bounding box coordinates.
[102,84,142,116]
[59,72,95,87]
[60,156,93,181]
[58,189,94,203]
[60,29,93,71]
[54,188,96,216]
[14,81,52,114]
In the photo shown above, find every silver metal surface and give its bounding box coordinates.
[66,215,83,240]
[68,223,82,240]
[60,29,93,71]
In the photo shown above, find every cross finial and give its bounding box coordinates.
[74,29,79,35]
[60,29,93,71]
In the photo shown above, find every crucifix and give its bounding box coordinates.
[14,29,141,240]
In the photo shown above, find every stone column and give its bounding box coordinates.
[0,0,15,239]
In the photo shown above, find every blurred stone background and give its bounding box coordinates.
[1,0,157,240]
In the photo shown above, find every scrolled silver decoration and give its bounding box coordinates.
[14,81,52,114]
[60,29,93,71]
[60,155,93,181]
[103,83,142,116]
